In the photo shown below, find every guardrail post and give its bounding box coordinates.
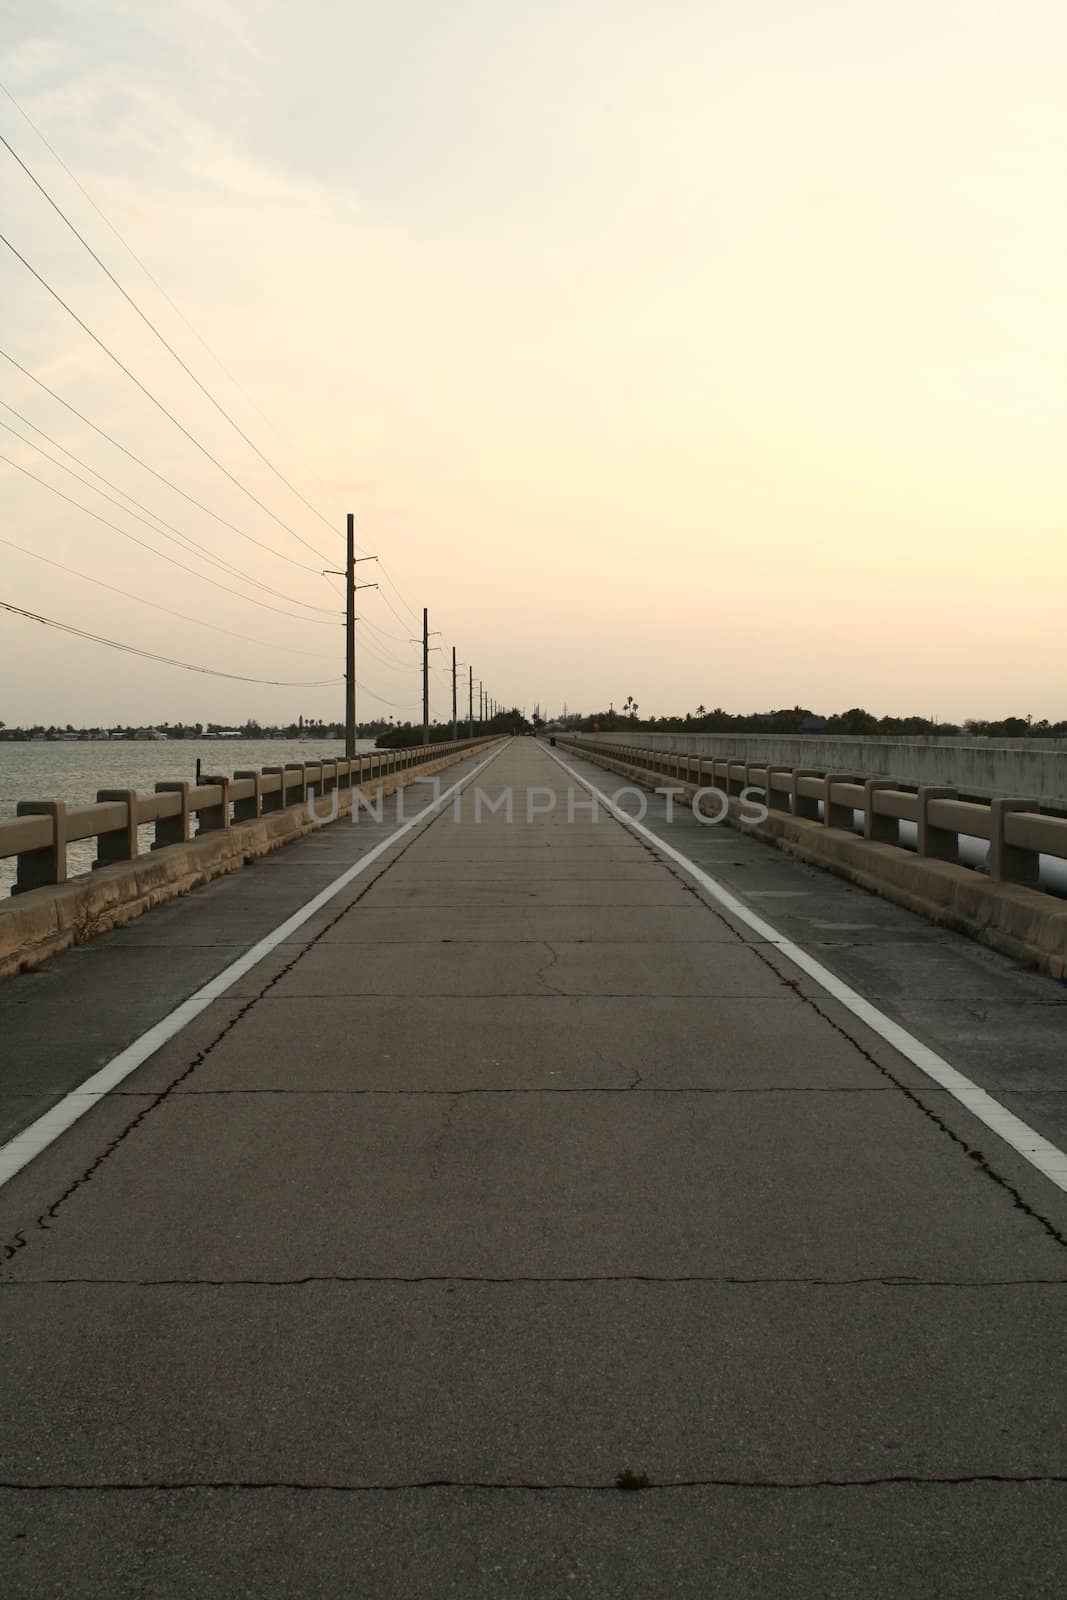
[863,777,895,844]
[197,777,231,834]
[261,767,285,814]
[95,789,139,867]
[823,773,860,830]
[233,771,263,822]
[285,765,308,807]
[989,798,1041,886]
[791,769,822,820]
[745,762,768,803]
[154,782,191,847]
[14,800,67,893]
[766,767,793,813]
[727,761,746,798]
[917,786,957,861]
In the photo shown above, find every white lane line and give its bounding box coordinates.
[0,743,508,1191]
[545,744,1067,1195]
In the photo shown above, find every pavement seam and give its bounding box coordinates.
[2,1474,1066,1493]
[100,1085,908,1096]
[4,1274,1065,1287]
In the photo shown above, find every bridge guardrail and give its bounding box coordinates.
[555,737,1067,891]
[0,738,496,897]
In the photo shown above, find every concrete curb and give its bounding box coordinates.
[0,745,491,982]
[558,741,1067,981]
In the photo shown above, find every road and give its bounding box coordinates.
[1,737,1065,1597]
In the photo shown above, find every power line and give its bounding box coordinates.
[356,635,420,675]
[0,429,338,615]
[356,619,419,667]
[0,77,343,535]
[0,348,339,588]
[0,534,338,659]
[0,114,456,714]
[375,559,422,626]
[0,599,342,687]
[0,131,337,566]
[0,96,432,634]
[375,585,422,636]
[354,681,420,711]
[0,452,341,626]
[358,611,416,650]
[0,225,338,572]
[0,411,337,603]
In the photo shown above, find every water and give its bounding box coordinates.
[0,737,376,894]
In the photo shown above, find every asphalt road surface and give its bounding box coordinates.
[2,738,1065,1597]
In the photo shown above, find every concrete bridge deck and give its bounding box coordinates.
[1,737,1066,1597]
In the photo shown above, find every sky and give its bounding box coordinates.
[0,0,1064,727]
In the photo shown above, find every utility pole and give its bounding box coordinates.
[451,645,457,739]
[323,515,376,759]
[468,666,474,736]
[422,608,429,743]
[345,515,355,757]
[411,608,441,744]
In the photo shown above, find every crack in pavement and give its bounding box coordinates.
[102,1085,904,1096]
[428,1096,459,1180]
[559,752,1067,1256]
[534,941,562,994]
[3,1274,1065,1287]
[3,1473,1067,1493]
[0,800,465,1265]
[245,990,795,999]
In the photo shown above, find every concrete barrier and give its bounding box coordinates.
[0,740,500,981]
[557,738,1067,981]
[577,731,1067,809]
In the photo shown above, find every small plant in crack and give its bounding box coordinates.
[615,1467,650,1491]
[71,903,107,947]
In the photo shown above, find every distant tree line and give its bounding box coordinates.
[1,706,1063,742]
[376,708,528,747]
[549,705,1067,738]
[0,709,532,743]
[0,715,405,742]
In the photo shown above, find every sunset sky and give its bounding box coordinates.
[1,0,1064,727]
